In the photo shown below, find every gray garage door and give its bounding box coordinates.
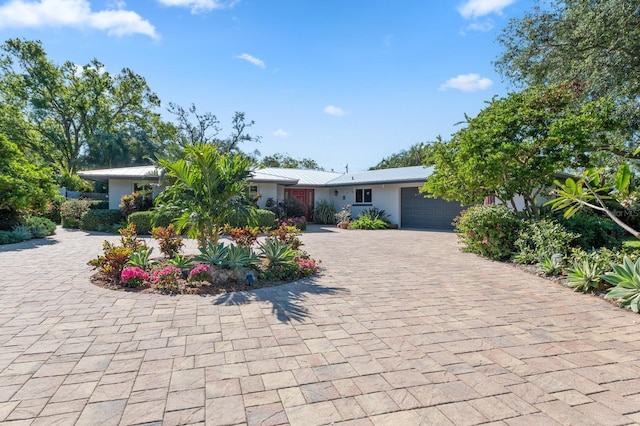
[401,187,464,229]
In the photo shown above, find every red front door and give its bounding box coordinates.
[285,188,314,221]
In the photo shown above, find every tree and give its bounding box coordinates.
[495,0,640,157]
[0,38,163,175]
[422,84,617,216]
[166,103,261,159]
[155,144,255,247]
[369,143,431,170]
[261,153,324,170]
[0,134,57,228]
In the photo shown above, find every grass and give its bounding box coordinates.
[623,237,640,249]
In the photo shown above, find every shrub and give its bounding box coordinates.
[60,199,91,229]
[88,241,132,283]
[537,255,563,276]
[151,209,176,228]
[258,239,299,280]
[151,225,184,258]
[118,223,146,252]
[314,200,337,225]
[453,205,521,260]
[80,209,123,232]
[603,257,640,312]
[25,216,56,238]
[43,196,64,224]
[269,222,303,250]
[152,265,181,288]
[188,263,211,283]
[295,255,321,278]
[226,209,276,229]
[0,230,22,245]
[224,225,260,247]
[194,242,228,267]
[120,191,152,216]
[120,266,149,287]
[358,207,391,224]
[224,244,261,269]
[128,248,157,271]
[513,219,578,264]
[350,215,388,230]
[265,198,306,219]
[88,200,109,210]
[128,211,154,235]
[558,213,627,250]
[566,259,605,292]
[11,225,32,242]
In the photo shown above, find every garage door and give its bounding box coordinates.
[401,187,464,229]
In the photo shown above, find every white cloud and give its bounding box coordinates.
[273,129,289,137]
[457,0,515,19]
[157,0,237,14]
[323,105,348,116]
[0,0,158,38]
[235,53,266,69]
[439,73,493,92]
[463,20,494,33]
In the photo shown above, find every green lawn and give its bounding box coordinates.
[623,238,640,249]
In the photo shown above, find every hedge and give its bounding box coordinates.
[128,211,154,235]
[227,209,276,229]
[80,209,123,232]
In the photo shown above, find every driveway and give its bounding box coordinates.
[1,226,640,425]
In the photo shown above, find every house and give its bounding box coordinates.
[78,165,464,229]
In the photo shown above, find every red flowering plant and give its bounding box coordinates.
[188,263,211,283]
[295,256,321,278]
[120,266,149,288]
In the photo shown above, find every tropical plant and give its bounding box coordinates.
[155,143,255,247]
[335,204,351,224]
[258,239,297,269]
[120,266,149,287]
[118,223,146,252]
[166,253,193,270]
[313,199,337,225]
[565,259,605,292]
[225,244,261,269]
[603,257,640,313]
[88,241,132,283]
[152,265,181,288]
[224,225,260,247]
[358,207,391,224]
[25,216,56,238]
[128,248,157,271]
[151,225,184,258]
[60,199,91,229]
[537,255,563,276]
[194,241,229,267]
[349,216,388,230]
[188,263,211,283]
[453,205,521,260]
[513,219,578,264]
[268,222,302,250]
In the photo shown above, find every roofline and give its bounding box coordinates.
[324,178,428,187]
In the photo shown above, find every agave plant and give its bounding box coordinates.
[603,256,640,313]
[128,247,157,270]
[167,253,193,270]
[537,255,563,276]
[258,239,297,268]
[224,244,260,269]
[565,259,604,292]
[194,241,228,267]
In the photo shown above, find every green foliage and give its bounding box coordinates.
[350,216,388,230]
[453,205,521,260]
[313,200,337,225]
[151,225,184,258]
[10,224,32,242]
[258,239,298,280]
[156,143,255,247]
[151,209,175,229]
[226,209,276,229]
[80,209,123,232]
[537,256,564,276]
[261,153,324,170]
[120,192,153,216]
[422,84,615,215]
[88,241,132,283]
[194,242,229,267]
[166,253,193,270]
[127,247,157,271]
[0,230,23,245]
[268,222,302,250]
[89,200,110,210]
[370,142,431,170]
[358,207,391,224]
[25,216,56,238]
[566,259,604,292]
[224,225,260,247]
[513,219,578,264]
[558,213,626,250]
[60,200,91,229]
[225,244,260,269]
[603,257,640,313]
[128,211,154,235]
[118,223,146,252]
[0,134,57,229]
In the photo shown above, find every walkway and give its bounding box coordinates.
[1,226,640,425]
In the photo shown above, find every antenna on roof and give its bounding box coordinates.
[345,164,349,174]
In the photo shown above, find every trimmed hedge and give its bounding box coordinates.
[128,211,154,234]
[60,200,91,229]
[227,209,276,229]
[80,209,123,232]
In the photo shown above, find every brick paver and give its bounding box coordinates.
[2,225,640,424]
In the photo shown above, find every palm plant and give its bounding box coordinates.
[156,144,255,248]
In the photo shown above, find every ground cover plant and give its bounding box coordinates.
[88,223,321,295]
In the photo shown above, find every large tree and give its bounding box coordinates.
[369,143,431,170]
[422,84,617,216]
[495,0,640,156]
[261,153,324,170]
[0,38,164,175]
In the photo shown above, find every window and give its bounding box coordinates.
[355,188,372,204]
[248,185,259,197]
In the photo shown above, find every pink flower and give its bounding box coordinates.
[121,267,149,287]
[482,237,489,244]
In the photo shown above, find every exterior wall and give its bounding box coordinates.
[254,183,279,209]
[108,179,134,210]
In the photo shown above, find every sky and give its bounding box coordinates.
[0,0,534,172]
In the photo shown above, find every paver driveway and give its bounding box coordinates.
[1,226,640,425]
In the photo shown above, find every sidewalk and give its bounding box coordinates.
[1,226,639,425]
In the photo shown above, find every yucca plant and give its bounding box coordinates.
[224,244,260,269]
[194,241,228,267]
[565,259,604,292]
[313,200,337,225]
[128,247,157,271]
[603,256,640,313]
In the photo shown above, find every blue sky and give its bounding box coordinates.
[0,0,532,172]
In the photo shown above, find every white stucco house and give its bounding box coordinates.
[77,165,465,229]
